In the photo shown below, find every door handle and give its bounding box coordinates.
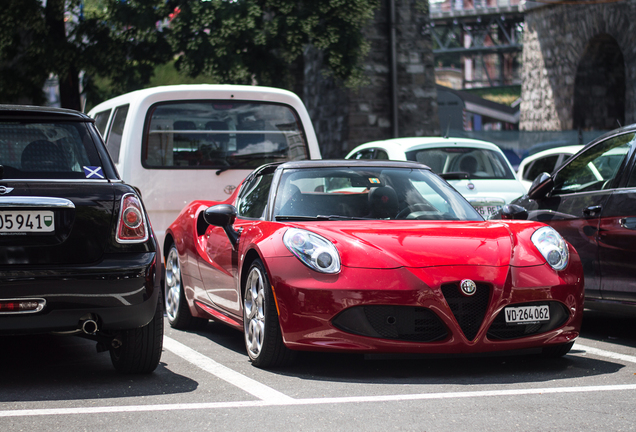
[583,205,602,216]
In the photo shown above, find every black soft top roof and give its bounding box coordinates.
[277,159,431,170]
[0,105,94,122]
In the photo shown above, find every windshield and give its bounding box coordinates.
[405,147,515,179]
[143,101,309,170]
[273,166,482,221]
[0,121,102,180]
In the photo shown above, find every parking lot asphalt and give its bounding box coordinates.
[2,311,636,431]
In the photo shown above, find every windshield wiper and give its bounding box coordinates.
[275,215,373,221]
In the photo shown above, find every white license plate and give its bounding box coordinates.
[475,205,502,219]
[504,305,550,324]
[0,211,55,233]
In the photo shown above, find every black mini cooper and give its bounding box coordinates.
[0,105,162,373]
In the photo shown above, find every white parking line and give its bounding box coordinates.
[162,336,293,403]
[2,384,636,417]
[574,343,636,364]
[4,339,636,418]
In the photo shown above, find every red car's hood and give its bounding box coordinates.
[292,221,543,269]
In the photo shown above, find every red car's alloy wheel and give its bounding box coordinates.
[244,264,266,358]
[243,259,295,368]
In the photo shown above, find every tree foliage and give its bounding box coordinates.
[0,0,172,110]
[0,0,50,105]
[1,0,380,109]
[164,0,380,90]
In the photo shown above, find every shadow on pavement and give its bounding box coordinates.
[0,333,198,403]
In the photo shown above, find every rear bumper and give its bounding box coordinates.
[0,252,159,334]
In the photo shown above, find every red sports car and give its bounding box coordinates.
[164,160,584,368]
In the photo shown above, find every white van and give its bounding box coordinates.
[88,84,321,245]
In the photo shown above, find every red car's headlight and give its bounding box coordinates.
[283,228,341,274]
[531,226,569,271]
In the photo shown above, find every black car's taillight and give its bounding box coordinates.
[116,193,148,243]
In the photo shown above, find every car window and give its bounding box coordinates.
[105,105,128,164]
[236,172,274,219]
[143,101,308,170]
[524,155,560,181]
[553,133,635,195]
[350,149,375,159]
[274,166,482,221]
[0,122,103,179]
[93,109,111,138]
[405,147,515,179]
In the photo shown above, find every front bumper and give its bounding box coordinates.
[0,252,159,334]
[267,252,583,354]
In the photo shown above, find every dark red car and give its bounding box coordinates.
[164,160,583,368]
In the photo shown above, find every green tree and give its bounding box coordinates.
[0,0,172,110]
[0,0,50,105]
[167,0,380,93]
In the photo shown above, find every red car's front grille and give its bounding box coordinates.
[441,282,491,341]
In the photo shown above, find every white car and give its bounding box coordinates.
[345,137,526,219]
[88,84,321,245]
[517,145,583,191]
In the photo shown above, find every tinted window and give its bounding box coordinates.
[524,154,560,181]
[93,109,111,138]
[554,133,635,194]
[0,122,102,179]
[105,105,128,164]
[143,101,309,170]
[237,173,274,218]
[405,147,515,179]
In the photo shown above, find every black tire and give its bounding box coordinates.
[243,259,296,368]
[542,341,574,358]
[164,244,207,330]
[110,295,164,374]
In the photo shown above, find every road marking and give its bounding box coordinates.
[574,343,636,364]
[2,384,636,417]
[162,336,293,403]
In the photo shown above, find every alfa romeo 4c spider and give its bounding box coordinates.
[164,160,583,368]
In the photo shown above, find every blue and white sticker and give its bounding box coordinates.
[83,166,104,179]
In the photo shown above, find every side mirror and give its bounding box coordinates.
[527,172,554,200]
[204,204,240,250]
[500,204,528,220]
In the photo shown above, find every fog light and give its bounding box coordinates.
[0,299,45,314]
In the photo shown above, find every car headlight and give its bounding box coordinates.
[283,228,341,274]
[531,226,569,271]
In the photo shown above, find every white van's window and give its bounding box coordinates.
[143,101,309,170]
[93,109,111,138]
[106,105,129,164]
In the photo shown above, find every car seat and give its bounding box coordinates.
[459,155,479,176]
[21,140,69,172]
[368,186,398,219]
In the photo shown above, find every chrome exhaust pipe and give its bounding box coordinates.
[81,319,98,335]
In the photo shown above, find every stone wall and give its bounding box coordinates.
[303,0,439,158]
[520,1,636,131]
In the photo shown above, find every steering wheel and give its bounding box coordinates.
[395,203,437,220]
